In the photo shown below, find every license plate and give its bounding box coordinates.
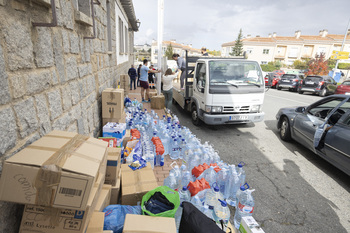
[306,81,314,84]
[283,80,290,82]
[230,115,249,121]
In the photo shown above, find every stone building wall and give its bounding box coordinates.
[0,0,134,232]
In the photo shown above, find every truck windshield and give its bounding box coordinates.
[209,60,263,86]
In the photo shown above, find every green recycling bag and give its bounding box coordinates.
[141,186,180,217]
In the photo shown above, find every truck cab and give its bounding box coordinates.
[172,53,265,125]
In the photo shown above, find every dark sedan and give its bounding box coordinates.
[277,74,304,92]
[276,95,350,176]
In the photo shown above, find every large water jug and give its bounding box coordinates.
[213,199,230,231]
[163,173,178,190]
[204,182,224,210]
[175,186,191,231]
[234,188,255,229]
[204,166,217,187]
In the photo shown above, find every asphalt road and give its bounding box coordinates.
[171,89,350,233]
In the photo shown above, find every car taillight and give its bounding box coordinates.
[300,80,304,84]
[293,79,299,82]
[319,81,324,86]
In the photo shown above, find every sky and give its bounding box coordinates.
[132,0,350,51]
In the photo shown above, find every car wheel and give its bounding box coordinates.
[277,85,281,90]
[191,104,202,126]
[319,88,327,97]
[298,90,304,94]
[279,116,292,141]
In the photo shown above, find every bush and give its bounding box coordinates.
[338,63,350,70]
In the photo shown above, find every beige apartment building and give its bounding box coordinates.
[221,30,350,65]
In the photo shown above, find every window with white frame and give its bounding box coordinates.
[289,47,298,58]
[261,61,267,64]
[263,49,269,54]
[246,48,253,54]
[119,17,124,54]
[317,47,326,56]
[125,26,128,54]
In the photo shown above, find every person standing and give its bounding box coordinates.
[137,64,142,87]
[128,65,137,90]
[148,65,156,89]
[172,53,186,89]
[162,68,178,110]
[140,59,161,102]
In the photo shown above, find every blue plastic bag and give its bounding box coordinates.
[103,205,141,233]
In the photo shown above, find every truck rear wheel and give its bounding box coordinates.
[191,104,202,126]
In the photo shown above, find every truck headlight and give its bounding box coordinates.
[251,105,261,113]
[205,105,222,113]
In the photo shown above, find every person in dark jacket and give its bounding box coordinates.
[128,65,137,90]
[137,64,142,87]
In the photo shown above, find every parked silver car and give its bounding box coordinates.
[276,95,350,176]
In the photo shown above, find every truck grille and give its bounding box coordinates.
[223,106,250,113]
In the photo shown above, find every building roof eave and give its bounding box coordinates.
[120,0,139,31]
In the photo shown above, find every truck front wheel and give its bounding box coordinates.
[191,105,202,126]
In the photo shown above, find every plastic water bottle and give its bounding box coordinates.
[234,187,255,229]
[179,138,186,159]
[175,186,191,231]
[163,173,178,190]
[213,199,230,231]
[202,204,214,220]
[216,167,229,199]
[235,183,249,210]
[170,139,180,160]
[204,182,224,210]
[204,166,217,187]
[180,170,192,188]
[226,165,240,206]
[190,195,203,211]
[237,162,246,186]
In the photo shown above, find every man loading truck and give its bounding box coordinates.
[172,51,265,125]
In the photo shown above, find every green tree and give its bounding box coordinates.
[293,59,308,70]
[164,43,174,60]
[230,28,244,56]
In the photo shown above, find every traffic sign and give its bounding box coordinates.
[332,50,349,57]
[331,54,349,60]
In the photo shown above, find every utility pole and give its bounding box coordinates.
[332,18,350,81]
[156,0,164,95]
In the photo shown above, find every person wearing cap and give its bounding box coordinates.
[201,47,208,56]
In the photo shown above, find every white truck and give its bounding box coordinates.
[172,52,265,125]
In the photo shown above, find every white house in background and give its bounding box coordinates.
[134,43,151,52]
[221,30,350,65]
[151,40,202,64]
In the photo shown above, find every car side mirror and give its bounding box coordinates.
[295,107,305,113]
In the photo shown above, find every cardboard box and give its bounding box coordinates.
[102,123,126,139]
[151,95,165,110]
[86,212,105,233]
[149,90,157,98]
[121,163,158,205]
[110,169,121,204]
[102,88,124,119]
[94,184,112,212]
[105,147,122,186]
[239,216,265,233]
[19,172,105,233]
[102,111,126,126]
[123,214,176,233]
[0,131,108,210]
[120,74,130,83]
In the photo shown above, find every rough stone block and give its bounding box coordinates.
[52,70,59,85]
[0,44,11,104]
[13,98,39,139]
[0,202,23,233]
[86,75,96,93]
[0,107,17,155]
[93,102,99,128]
[69,32,80,54]
[60,0,74,29]
[77,117,85,135]
[62,29,70,54]
[78,79,87,98]
[60,85,72,110]
[3,19,34,71]
[9,74,26,99]
[34,94,52,136]
[69,103,82,121]
[26,70,51,95]
[70,80,81,105]
[78,63,89,78]
[53,31,66,84]
[79,37,85,63]
[67,123,78,132]
[87,107,94,131]
[47,89,63,120]
[65,56,78,80]
[52,112,70,130]
[85,39,91,62]
[34,27,54,68]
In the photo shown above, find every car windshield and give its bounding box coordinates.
[209,60,263,86]
[342,81,350,86]
[308,98,350,116]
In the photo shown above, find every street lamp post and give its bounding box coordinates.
[332,18,350,81]
[156,0,164,95]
